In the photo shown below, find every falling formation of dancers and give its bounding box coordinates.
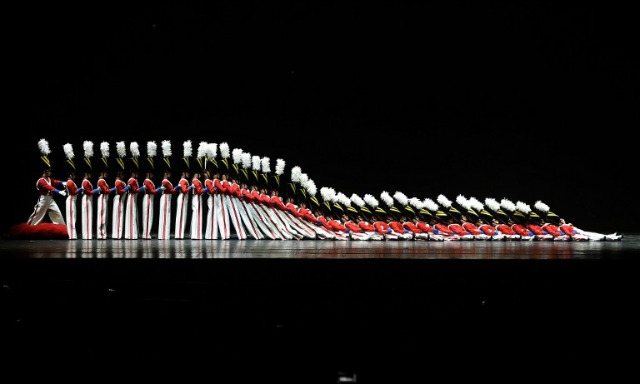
[27,139,622,241]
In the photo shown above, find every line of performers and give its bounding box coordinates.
[27,139,622,241]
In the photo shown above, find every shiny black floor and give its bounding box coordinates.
[2,237,639,382]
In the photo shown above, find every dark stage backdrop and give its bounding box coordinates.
[4,2,637,234]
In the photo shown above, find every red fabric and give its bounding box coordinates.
[434,223,453,235]
[359,221,375,232]
[373,221,390,234]
[270,196,287,211]
[462,222,482,235]
[286,203,302,217]
[161,179,175,194]
[214,179,226,194]
[512,224,530,236]
[448,223,468,236]
[227,182,240,197]
[543,224,562,237]
[114,179,126,195]
[344,221,362,233]
[36,177,61,195]
[403,222,422,234]
[389,221,405,233]
[496,224,515,235]
[127,178,140,193]
[97,178,110,194]
[82,179,95,195]
[417,222,434,233]
[299,208,317,223]
[204,179,215,194]
[478,224,496,236]
[259,193,271,205]
[527,224,545,236]
[317,216,332,230]
[560,224,575,235]
[143,179,158,194]
[240,188,252,200]
[178,178,189,193]
[9,223,68,240]
[250,190,261,202]
[328,220,346,232]
[192,179,204,195]
[67,179,80,195]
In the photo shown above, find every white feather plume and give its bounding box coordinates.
[456,194,470,209]
[423,198,439,212]
[393,191,409,206]
[380,191,394,207]
[485,198,501,212]
[183,140,192,157]
[38,138,51,155]
[275,159,285,176]
[261,157,270,173]
[197,142,207,159]
[146,141,157,157]
[291,166,302,183]
[241,152,252,168]
[437,194,452,208]
[299,173,309,185]
[364,194,379,208]
[161,140,171,157]
[252,155,261,171]
[336,192,350,206]
[206,143,217,159]
[534,201,550,213]
[305,180,317,196]
[320,187,336,202]
[468,197,483,212]
[350,194,365,208]
[516,201,531,214]
[500,198,516,212]
[63,143,74,160]
[130,142,140,158]
[219,142,230,159]
[409,197,423,210]
[116,141,126,158]
[83,141,94,158]
[100,142,109,158]
[232,148,243,164]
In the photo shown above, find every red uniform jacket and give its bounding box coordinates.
[403,222,423,234]
[127,178,140,193]
[389,221,406,233]
[270,196,287,211]
[177,178,189,194]
[448,223,469,236]
[285,203,302,218]
[192,179,204,195]
[434,223,453,235]
[67,179,80,196]
[417,222,434,233]
[259,193,271,206]
[559,224,575,235]
[478,224,496,236]
[114,179,126,196]
[511,224,530,236]
[161,179,175,194]
[358,221,375,232]
[36,177,63,196]
[82,179,95,195]
[462,222,482,235]
[250,190,261,203]
[542,223,562,237]
[298,208,317,223]
[373,221,391,234]
[344,221,362,233]
[496,224,515,235]
[204,179,215,195]
[213,179,226,194]
[328,220,346,232]
[143,179,158,195]
[527,224,545,236]
[317,216,333,230]
[97,178,110,194]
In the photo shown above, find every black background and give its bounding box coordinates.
[4,1,637,234]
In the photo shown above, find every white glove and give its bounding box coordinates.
[59,190,67,197]
[61,181,67,187]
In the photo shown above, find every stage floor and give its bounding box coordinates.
[2,236,638,382]
[1,234,637,259]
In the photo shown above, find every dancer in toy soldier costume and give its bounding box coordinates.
[124,142,142,240]
[27,139,67,226]
[95,142,113,240]
[174,140,192,239]
[80,141,97,240]
[62,143,80,239]
[190,142,207,240]
[157,140,176,240]
[140,141,160,239]
[111,141,128,239]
